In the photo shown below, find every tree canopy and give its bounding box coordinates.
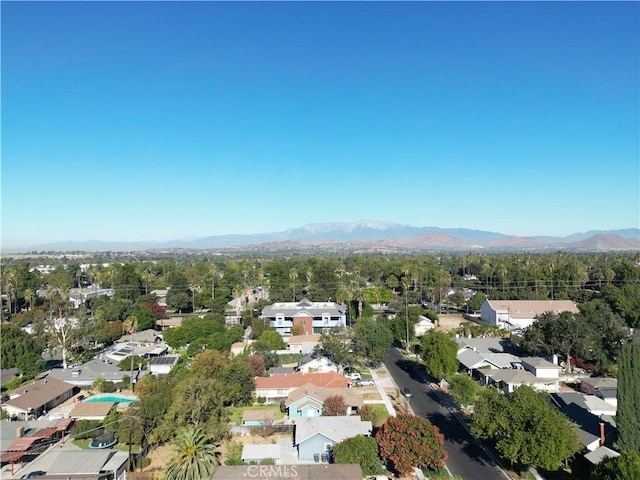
[376,413,447,476]
[420,330,458,379]
[332,435,385,476]
[471,386,581,471]
[617,336,640,453]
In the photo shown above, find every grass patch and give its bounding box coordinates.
[276,353,305,364]
[228,405,284,424]
[370,403,390,425]
[72,439,92,449]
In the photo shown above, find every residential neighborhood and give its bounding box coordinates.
[2,251,639,480]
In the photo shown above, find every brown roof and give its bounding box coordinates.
[5,436,40,452]
[55,417,74,431]
[70,401,115,418]
[255,372,349,390]
[31,427,59,440]
[212,464,363,480]
[285,384,363,408]
[3,377,74,411]
[242,409,276,422]
[487,300,579,318]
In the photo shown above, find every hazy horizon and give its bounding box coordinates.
[2,2,638,250]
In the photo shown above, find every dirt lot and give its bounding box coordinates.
[437,314,468,332]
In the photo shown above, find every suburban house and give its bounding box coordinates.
[68,285,114,309]
[294,415,372,462]
[1,378,75,420]
[581,377,617,395]
[521,357,561,379]
[261,299,346,336]
[33,449,128,480]
[581,377,617,408]
[414,316,436,337]
[297,355,339,374]
[47,358,128,388]
[456,337,523,375]
[551,393,617,452]
[482,369,559,394]
[480,299,579,330]
[1,418,74,473]
[212,464,363,480]
[286,334,322,354]
[241,444,282,464]
[285,385,363,419]
[552,392,616,417]
[254,372,350,404]
[148,355,180,376]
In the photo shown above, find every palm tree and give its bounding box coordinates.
[164,426,218,480]
[24,289,35,311]
[289,268,298,301]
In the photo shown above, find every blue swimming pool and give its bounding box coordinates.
[84,394,138,404]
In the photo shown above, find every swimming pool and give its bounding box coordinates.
[84,394,138,404]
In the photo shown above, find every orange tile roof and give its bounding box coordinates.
[255,372,349,390]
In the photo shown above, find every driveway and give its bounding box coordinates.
[384,348,511,480]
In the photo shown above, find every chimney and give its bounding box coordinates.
[16,427,24,438]
[599,422,605,446]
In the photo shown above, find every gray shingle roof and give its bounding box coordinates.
[294,415,371,445]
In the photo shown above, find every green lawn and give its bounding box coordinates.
[370,403,390,425]
[228,404,284,423]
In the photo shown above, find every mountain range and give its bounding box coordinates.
[12,221,640,253]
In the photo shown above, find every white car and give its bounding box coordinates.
[345,372,362,380]
[357,379,375,386]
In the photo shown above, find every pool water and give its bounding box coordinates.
[84,394,137,404]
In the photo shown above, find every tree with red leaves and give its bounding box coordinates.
[322,395,348,416]
[144,302,167,320]
[244,355,266,377]
[376,413,447,476]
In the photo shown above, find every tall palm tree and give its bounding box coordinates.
[23,289,35,311]
[289,268,298,301]
[164,426,218,480]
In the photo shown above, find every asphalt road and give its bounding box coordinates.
[384,348,510,480]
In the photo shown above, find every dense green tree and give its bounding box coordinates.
[95,320,124,346]
[471,386,581,471]
[332,435,385,476]
[130,375,174,446]
[253,330,286,352]
[317,327,353,371]
[617,336,640,453]
[0,323,46,372]
[113,264,143,301]
[447,374,480,407]
[133,307,156,331]
[376,413,447,476]
[591,450,640,480]
[164,426,218,480]
[521,311,595,372]
[467,291,487,312]
[420,330,458,379]
[353,317,393,365]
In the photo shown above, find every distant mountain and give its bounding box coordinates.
[11,222,640,253]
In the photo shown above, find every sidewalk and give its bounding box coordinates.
[369,366,396,417]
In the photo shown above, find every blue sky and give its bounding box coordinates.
[2,1,638,250]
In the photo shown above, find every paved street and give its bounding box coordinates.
[384,348,510,480]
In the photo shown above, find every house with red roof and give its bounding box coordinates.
[254,372,349,404]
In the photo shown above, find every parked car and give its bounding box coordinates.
[401,387,412,398]
[23,472,45,479]
[356,379,375,386]
[345,372,362,380]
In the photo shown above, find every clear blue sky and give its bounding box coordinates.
[2,1,638,250]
